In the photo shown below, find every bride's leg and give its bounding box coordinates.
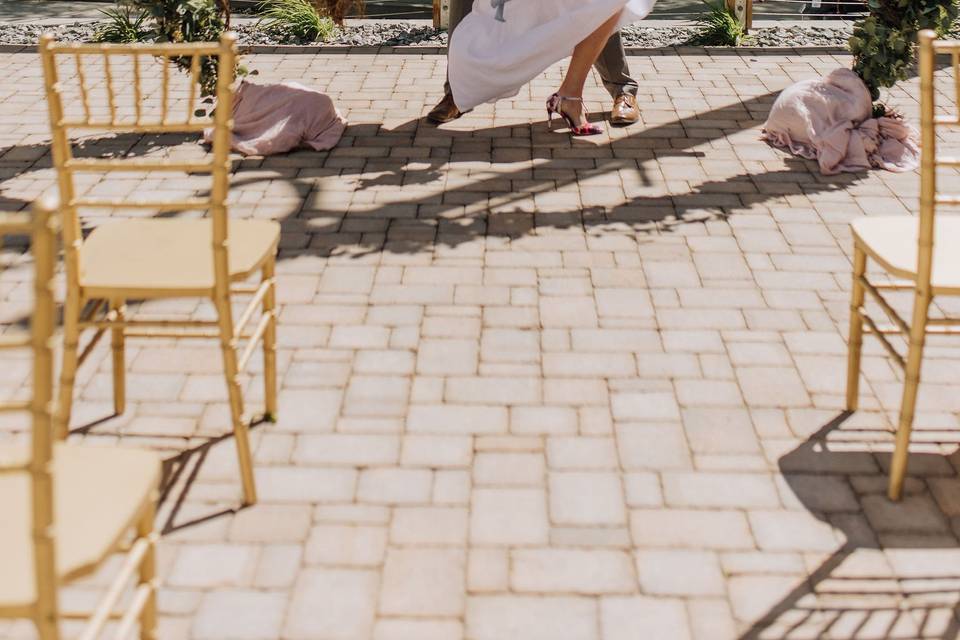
[557,10,624,128]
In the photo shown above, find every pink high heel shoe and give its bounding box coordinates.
[546,93,603,136]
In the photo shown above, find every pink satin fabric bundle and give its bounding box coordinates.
[204,81,347,156]
[761,68,919,175]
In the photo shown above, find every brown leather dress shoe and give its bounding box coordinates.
[427,93,464,124]
[610,94,640,126]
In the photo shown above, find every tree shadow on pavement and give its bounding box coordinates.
[740,413,960,640]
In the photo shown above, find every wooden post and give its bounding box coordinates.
[727,0,753,33]
[434,0,450,29]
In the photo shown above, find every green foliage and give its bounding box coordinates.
[258,0,336,42]
[312,0,364,25]
[689,0,745,46]
[94,6,151,43]
[849,0,958,100]
[121,0,234,96]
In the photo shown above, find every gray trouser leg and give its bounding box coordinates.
[592,31,638,99]
[443,0,474,95]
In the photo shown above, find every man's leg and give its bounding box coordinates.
[592,31,640,124]
[443,0,474,95]
[592,31,638,98]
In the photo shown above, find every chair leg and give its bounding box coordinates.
[888,289,933,501]
[34,617,59,640]
[845,246,867,411]
[137,498,158,640]
[56,291,82,439]
[262,257,278,422]
[110,298,126,416]
[215,298,258,506]
[33,575,59,640]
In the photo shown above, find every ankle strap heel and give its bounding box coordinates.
[545,93,603,137]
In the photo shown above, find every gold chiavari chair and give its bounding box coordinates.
[0,199,160,640]
[39,33,280,505]
[845,30,960,501]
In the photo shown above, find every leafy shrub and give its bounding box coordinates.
[849,0,958,101]
[312,0,364,25]
[126,0,234,96]
[94,6,151,43]
[258,0,336,42]
[689,0,745,46]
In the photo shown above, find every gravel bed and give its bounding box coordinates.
[0,20,862,49]
[0,22,96,45]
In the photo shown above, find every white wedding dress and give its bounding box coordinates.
[448,0,656,112]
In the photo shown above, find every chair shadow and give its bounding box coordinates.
[155,433,242,535]
[154,414,272,534]
[740,413,960,640]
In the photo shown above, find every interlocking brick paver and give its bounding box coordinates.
[253,544,302,588]
[549,471,627,526]
[373,619,464,640]
[193,590,287,640]
[631,509,755,550]
[257,466,357,503]
[470,488,549,545]
[511,549,635,594]
[292,433,400,466]
[379,548,466,616]
[391,506,469,545]
[357,467,433,504]
[547,436,619,470]
[467,548,510,593]
[228,504,312,543]
[466,596,598,640]
[401,434,473,468]
[662,471,781,509]
[681,408,760,454]
[2,45,959,640]
[304,524,388,567]
[167,544,259,588]
[748,510,842,552]
[474,452,545,486]
[617,423,692,470]
[635,549,726,596]
[600,596,692,640]
[285,568,379,639]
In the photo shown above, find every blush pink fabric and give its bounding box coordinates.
[204,81,347,156]
[761,68,919,175]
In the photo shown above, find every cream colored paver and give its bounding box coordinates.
[600,596,692,640]
[466,596,598,640]
[379,548,466,616]
[470,488,549,545]
[511,548,635,594]
[193,590,287,640]
[304,524,388,567]
[285,568,379,639]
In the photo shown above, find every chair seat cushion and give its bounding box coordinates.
[851,216,960,293]
[80,219,280,297]
[0,444,160,610]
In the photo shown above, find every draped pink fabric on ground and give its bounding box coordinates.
[204,81,347,156]
[761,68,919,175]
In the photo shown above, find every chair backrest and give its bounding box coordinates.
[38,33,238,295]
[0,199,59,635]
[917,30,960,289]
